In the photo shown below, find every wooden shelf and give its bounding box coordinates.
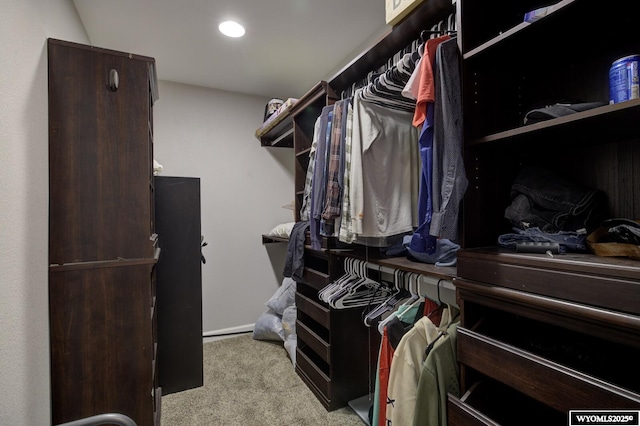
[337,251,457,281]
[296,147,311,158]
[256,113,294,148]
[261,234,289,244]
[463,0,575,59]
[467,99,640,147]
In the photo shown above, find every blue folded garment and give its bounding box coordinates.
[498,227,588,253]
[403,235,460,266]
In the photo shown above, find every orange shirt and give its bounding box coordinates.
[412,35,450,127]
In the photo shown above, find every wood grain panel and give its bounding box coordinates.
[457,327,640,412]
[49,264,155,426]
[48,39,154,264]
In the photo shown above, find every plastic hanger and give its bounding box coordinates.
[363,269,411,327]
[376,272,421,334]
[331,261,391,309]
[426,279,446,320]
[395,273,425,319]
[327,260,378,308]
[363,268,399,326]
[320,258,364,303]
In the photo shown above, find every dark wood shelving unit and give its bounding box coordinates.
[451,0,640,423]
[283,2,460,413]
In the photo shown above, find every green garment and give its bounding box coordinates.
[412,321,460,426]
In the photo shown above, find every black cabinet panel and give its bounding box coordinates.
[155,176,203,394]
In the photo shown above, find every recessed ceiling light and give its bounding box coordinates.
[219,21,245,38]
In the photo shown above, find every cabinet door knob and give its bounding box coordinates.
[109,69,119,91]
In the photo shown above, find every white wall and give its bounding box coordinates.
[153,81,295,334]
[0,1,89,424]
[0,2,294,423]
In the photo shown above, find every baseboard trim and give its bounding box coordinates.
[202,323,254,338]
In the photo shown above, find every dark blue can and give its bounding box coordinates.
[609,55,640,104]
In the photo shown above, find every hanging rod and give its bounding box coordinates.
[362,261,458,307]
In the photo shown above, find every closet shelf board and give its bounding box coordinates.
[336,252,457,281]
[296,147,312,158]
[462,0,575,59]
[256,113,294,148]
[467,99,640,147]
[265,127,294,148]
[457,248,640,316]
[261,235,289,244]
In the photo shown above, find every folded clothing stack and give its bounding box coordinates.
[254,97,299,138]
[504,166,606,234]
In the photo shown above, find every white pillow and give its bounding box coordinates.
[267,222,296,238]
[266,277,296,315]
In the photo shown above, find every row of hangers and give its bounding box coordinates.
[340,12,457,100]
[318,258,394,309]
[421,12,457,41]
[318,259,456,334]
[363,269,422,329]
[363,270,452,335]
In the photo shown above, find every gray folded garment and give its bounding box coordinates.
[523,102,607,125]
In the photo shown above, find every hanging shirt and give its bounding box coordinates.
[413,321,460,426]
[386,307,456,426]
[299,117,322,221]
[412,35,450,128]
[409,105,438,255]
[322,100,346,224]
[319,108,335,237]
[376,303,424,425]
[374,327,394,426]
[339,101,356,243]
[430,38,468,241]
[342,93,363,243]
[310,105,333,249]
[408,36,451,256]
[348,92,420,240]
[402,57,422,101]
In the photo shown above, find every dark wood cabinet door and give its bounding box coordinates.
[48,39,154,265]
[49,264,156,426]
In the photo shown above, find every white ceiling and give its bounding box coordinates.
[73,0,390,99]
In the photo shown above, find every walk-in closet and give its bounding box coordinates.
[3,0,639,425]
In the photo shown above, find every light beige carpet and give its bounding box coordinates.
[161,334,366,426]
